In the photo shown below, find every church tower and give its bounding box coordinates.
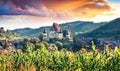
[66,25,71,39]
[42,27,48,41]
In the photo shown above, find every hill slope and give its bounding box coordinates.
[11,21,106,37]
[86,18,120,39]
[0,28,19,40]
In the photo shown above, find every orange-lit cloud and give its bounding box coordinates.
[0,0,112,19]
[41,0,112,18]
[0,0,120,30]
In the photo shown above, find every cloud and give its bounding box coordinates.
[0,0,113,19]
[0,15,72,30]
[0,0,71,20]
[39,0,112,18]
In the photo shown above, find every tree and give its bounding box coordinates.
[22,41,35,52]
[41,41,49,48]
[55,41,63,50]
[39,34,43,41]
[3,41,9,49]
[26,42,35,52]
[92,38,99,45]
[63,30,67,37]
[35,42,46,50]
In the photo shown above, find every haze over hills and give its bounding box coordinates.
[86,18,120,39]
[10,21,106,37]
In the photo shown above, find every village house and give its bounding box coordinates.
[42,23,71,41]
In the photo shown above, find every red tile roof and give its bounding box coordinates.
[50,23,62,32]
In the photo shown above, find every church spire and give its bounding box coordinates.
[68,25,71,32]
[43,27,47,33]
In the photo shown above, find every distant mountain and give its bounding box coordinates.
[86,18,120,39]
[10,21,106,37]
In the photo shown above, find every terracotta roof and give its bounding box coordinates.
[49,23,62,32]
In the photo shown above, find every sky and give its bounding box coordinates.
[0,0,120,30]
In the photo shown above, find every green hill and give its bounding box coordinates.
[0,28,19,40]
[10,21,106,37]
[86,18,120,39]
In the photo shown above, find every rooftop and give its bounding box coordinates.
[50,23,62,32]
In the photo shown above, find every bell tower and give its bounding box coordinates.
[66,25,71,39]
[42,27,48,41]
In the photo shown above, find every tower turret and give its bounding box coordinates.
[43,27,47,33]
[65,25,71,39]
[42,27,48,41]
[68,25,71,32]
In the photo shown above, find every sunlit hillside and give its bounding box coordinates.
[0,27,20,40]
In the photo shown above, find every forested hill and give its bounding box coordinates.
[10,21,106,37]
[0,28,19,40]
[86,18,120,39]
